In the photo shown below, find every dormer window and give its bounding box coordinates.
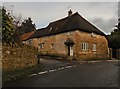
[67,32,71,36]
[91,32,96,37]
[49,27,52,31]
[55,27,58,30]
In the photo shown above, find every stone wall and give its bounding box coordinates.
[2,45,38,71]
[74,30,109,59]
[31,30,109,60]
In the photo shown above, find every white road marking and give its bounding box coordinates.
[54,69,57,71]
[49,69,55,72]
[60,67,65,70]
[58,68,61,70]
[38,71,48,75]
[29,65,74,77]
[66,66,72,68]
[29,73,37,77]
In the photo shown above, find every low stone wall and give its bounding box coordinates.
[2,45,38,71]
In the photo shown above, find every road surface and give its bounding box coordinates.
[3,59,119,87]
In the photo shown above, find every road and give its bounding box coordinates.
[3,59,119,87]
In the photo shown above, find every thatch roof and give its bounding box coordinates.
[30,12,106,39]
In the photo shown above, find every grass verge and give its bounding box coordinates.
[2,63,45,85]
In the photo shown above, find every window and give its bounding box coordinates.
[67,32,70,36]
[39,43,45,49]
[50,36,54,39]
[92,44,97,51]
[49,27,52,31]
[22,41,25,44]
[91,32,96,37]
[50,44,54,50]
[43,37,46,41]
[81,42,88,51]
[28,39,32,45]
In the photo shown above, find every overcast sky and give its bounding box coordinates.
[3,2,118,35]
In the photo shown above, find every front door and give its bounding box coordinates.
[68,46,73,56]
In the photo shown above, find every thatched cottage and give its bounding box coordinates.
[23,10,109,60]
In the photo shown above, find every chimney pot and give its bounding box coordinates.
[68,9,72,16]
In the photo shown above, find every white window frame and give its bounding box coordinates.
[22,41,25,44]
[41,43,44,49]
[91,32,96,37]
[92,44,97,52]
[39,43,45,49]
[81,42,88,51]
[50,44,54,50]
[67,32,70,36]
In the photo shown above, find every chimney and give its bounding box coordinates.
[68,9,72,16]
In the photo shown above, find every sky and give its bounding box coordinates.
[2,1,119,35]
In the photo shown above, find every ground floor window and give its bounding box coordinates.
[50,44,54,50]
[38,43,45,49]
[81,42,88,51]
[92,44,97,51]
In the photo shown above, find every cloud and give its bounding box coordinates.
[3,2,118,34]
[1,0,120,2]
[89,17,118,34]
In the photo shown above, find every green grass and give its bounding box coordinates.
[2,63,45,84]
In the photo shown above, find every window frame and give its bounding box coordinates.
[39,43,45,49]
[92,43,97,52]
[81,42,89,52]
[50,44,54,50]
[67,32,70,36]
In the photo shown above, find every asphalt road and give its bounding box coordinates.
[3,59,119,87]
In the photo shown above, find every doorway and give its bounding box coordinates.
[64,38,75,56]
[68,46,73,56]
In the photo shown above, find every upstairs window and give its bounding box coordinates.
[49,27,52,31]
[43,37,47,41]
[81,42,88,51]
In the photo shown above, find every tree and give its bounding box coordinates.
[107,35,120,48]
[107,18,120,48]
[0,7,2,42]
[16,17,36,35]
[2,7,15,46]
[12,13,23,43]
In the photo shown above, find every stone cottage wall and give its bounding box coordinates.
[32,30,109,60]
[74,30,109,59]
